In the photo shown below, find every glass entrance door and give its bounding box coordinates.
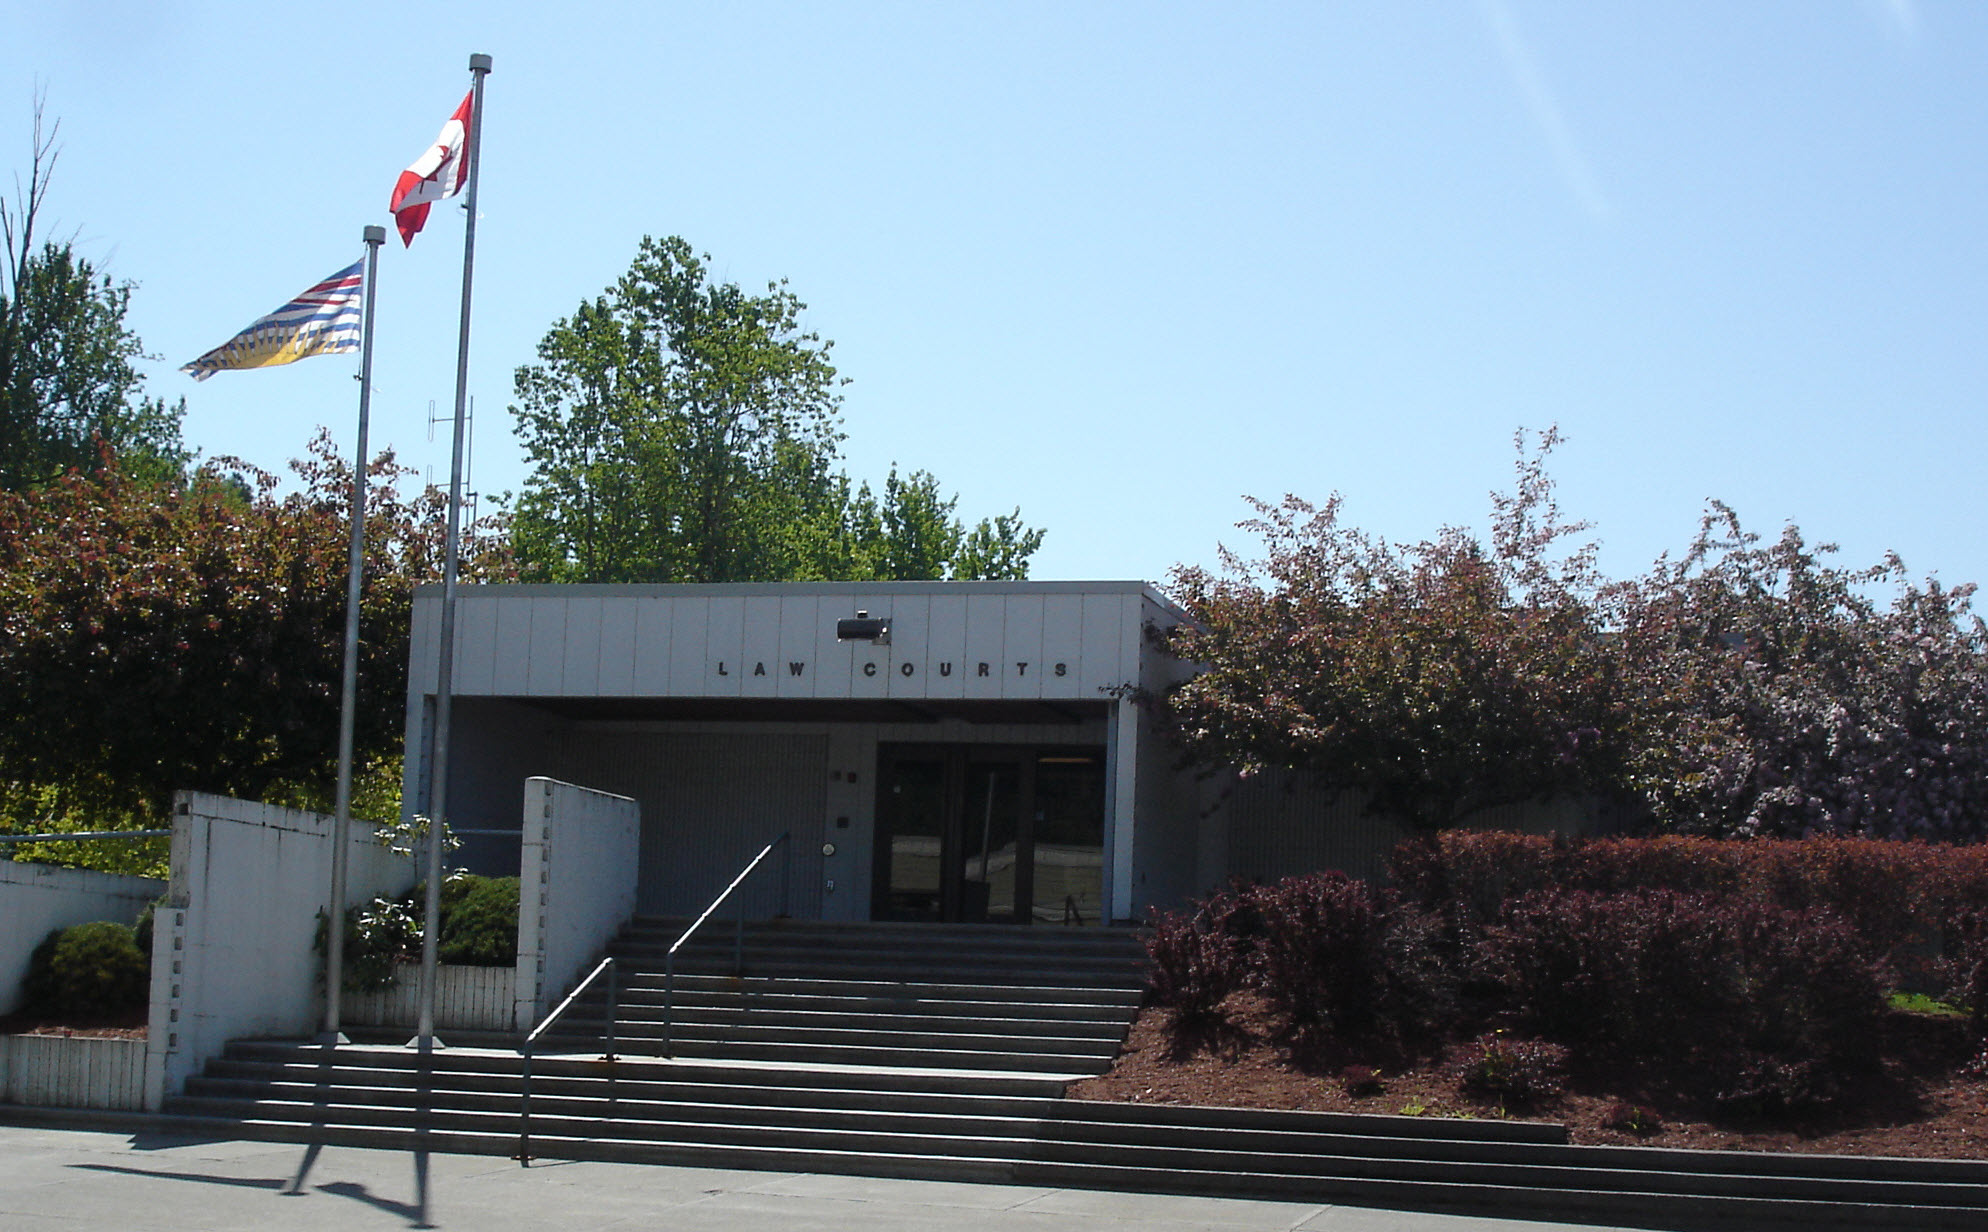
[873,744,1104,924]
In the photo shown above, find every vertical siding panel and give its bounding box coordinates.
[926,592,969,699]
[595,599,638,696]
[1223,774,1411,885]
[526,598,570,695]
[454,597,500,694]
[409,592,440,697]
[739,596,782,698]
[1080,593,1125,694]
[963,594,1006,699]
[667,597,711,695]
[776,595,822,699]
[885,594,933,699]
[561,597,605,696]
[631,597,674,695]
[706,596,747,697]
[491,599,534,693]
[847,594,892,699]
[1002,593,1047,699]
[1040,594,1084,698]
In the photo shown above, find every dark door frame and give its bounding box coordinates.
[872,742,1103,924]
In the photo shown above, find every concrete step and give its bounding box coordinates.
[619,953,1142,988]
[170,1091,1058,1148]
[604,981,1145,1017]
[617,920,1148,991]
[1010,1157,1988,1232]
[609,1035,1111,1075]
[155,1041,1988,1232]
[186,1072,1059,1120]
[607,1012,1122,1053]
[608,1005,1130,1042]
[611,973,1143,1010]
[213,1041,1075,1097]
[629,917,1149,950]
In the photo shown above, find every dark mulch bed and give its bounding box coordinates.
[0,1007,148,1040]
[1067,993,1988,1159]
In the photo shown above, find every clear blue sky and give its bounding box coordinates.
[6,1,1982,594]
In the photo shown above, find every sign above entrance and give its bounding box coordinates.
[410,581,1186,705]
[716,659,1071,680]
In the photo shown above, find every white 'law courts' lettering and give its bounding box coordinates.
[714,661,1069,679]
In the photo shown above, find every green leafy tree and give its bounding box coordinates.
[0,103,184,490]
[513,236,846,583]
[832,467,1046,582]
[512,236,1043,583]
[0,433,514,841]
[1159,430,1623,831]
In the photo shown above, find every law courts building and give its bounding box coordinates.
[401,581,1425,927]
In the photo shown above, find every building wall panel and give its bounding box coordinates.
[705,596,748,696]
[490,598,534,694]
[776,594,824,699]
[883,593,934,699]
[551,731,827,920]
[524,598,568,695]
[1001,593,1047,700]
[924,592,970,699]
[963,595,1007,699]
[557,597,602,696]
[596,598,639,696]
[453,596,499,694]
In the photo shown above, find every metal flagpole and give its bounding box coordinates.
[416,51,492,1051]
[322,223,388,1044]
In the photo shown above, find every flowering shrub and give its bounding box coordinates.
[1483,887,1883,1106]
[1601,1102,1663,1135]
[1146,904,1246,1020]
[1145,872,1453,1040]
[1939,910,1988,1036]
[1339,1064,1385,1097]
[1455,1032,1568,1109]
[1393,831,1988,988]
[315,873,520,993]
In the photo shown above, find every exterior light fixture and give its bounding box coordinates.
[836,609,891,644]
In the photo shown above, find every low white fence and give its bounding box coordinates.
[342,965,517,1032]
[0,1035,147,1110]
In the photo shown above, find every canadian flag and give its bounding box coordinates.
[389,91,474,247]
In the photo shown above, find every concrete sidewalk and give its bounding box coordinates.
[0,1124,1602,1232]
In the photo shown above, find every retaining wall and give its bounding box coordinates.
[145,794,416,1109]
[515,778,640,1031]
[0,1035,146,1110]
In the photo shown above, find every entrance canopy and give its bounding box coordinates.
[401,582,1204,925]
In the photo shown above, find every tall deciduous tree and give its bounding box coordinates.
[511,236,1043,583]
[1611,507,1988,841]
[1160,431,1623,832]
[0,103,184,490]
[0,433,513,824]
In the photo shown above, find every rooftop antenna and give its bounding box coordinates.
[425,396,477,515]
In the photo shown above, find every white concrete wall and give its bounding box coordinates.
[0,862,164,1016]
[0,1036,146,1110]
[514,778,639,1031]
[344,965,516,1032]
[144,794,416,1109]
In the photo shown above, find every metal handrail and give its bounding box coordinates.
[661,832,791,1056]
[516,954,618,1165]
